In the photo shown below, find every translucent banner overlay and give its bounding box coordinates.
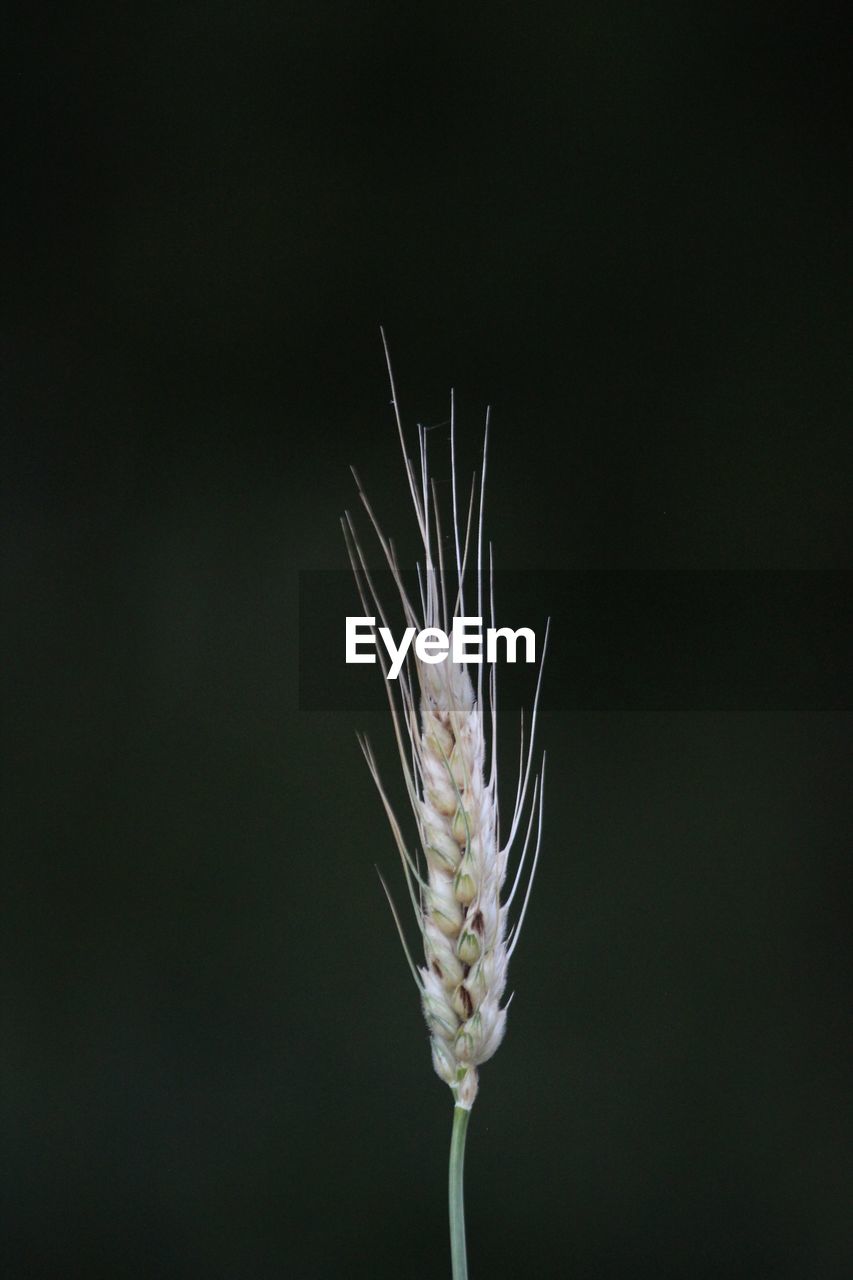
[299,570,853,711]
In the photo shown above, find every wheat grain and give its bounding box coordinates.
[343,340,546,1114]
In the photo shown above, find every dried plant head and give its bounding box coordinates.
[343,337,547,1111]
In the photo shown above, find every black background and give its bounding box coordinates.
[4,5,852,1278]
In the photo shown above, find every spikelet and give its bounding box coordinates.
[343,339,547,1111]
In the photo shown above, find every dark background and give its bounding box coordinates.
[3,5,851,1277]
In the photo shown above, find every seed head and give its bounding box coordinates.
[343,338,547,1110]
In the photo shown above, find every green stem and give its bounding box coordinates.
[449,1104,471,1280]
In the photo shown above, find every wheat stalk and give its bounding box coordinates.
[343,336,547,1278]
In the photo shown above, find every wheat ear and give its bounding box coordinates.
[343,337,547,1278]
